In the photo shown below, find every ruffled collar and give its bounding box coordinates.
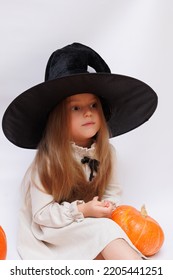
[71,142,96,158]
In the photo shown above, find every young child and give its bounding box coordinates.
[2,43,157,259]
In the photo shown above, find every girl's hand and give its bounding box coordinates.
[77,196,115,218]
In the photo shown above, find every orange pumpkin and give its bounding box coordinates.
[111,205,164,256]
[0,226,7,260]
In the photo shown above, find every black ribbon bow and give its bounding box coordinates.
[81,156,100,181]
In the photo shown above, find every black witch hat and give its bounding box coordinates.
[2,42,158,149]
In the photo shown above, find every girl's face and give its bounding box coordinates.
[66,93,101,147]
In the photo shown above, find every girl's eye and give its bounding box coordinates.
[71,106,80,111]
[90,102,97,109]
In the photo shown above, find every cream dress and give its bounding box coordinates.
[17,143,143,259]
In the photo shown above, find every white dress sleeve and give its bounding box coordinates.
[101,144,122,205]
[30,173,84,228]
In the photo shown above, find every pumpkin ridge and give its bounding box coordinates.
[133,218,147,249]
[143,220,164,256]
[155,227,164,252]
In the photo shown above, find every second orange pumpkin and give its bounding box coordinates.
[0,226,7,260]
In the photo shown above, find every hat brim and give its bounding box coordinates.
[2,73,158,149]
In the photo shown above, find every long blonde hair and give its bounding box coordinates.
[31,95,113,203]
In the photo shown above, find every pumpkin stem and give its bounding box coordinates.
[141,204,148,218]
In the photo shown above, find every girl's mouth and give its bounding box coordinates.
[82,122,95,126]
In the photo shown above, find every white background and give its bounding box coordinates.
[0,0,173,260]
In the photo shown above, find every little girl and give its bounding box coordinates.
[2,43,157,259]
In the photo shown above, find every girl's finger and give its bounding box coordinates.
[92,196,99,201]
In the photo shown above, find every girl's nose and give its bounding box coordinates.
[83,106,92,117]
